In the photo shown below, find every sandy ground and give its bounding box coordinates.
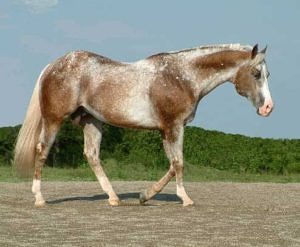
[0,181,299,247]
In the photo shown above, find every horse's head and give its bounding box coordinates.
[233,44,273,117]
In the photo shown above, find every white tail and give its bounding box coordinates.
[14,74,43,177]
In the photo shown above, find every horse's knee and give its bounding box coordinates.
[83,148,99,165]
[83,151,92,163]
[171,158,183,172]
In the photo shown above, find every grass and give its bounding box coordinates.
[1,159,299,183]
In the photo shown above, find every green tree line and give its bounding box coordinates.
[0,119,299,174]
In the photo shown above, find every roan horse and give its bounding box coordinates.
[14,44,273,207]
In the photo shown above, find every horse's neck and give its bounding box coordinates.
[181,49,250,97]
[198,65,238,97]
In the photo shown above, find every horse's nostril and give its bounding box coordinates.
[265,103,274,114]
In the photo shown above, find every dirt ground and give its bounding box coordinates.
[0,181,299,247]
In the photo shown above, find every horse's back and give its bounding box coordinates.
[39,50,160,128]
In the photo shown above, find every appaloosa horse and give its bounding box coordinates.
[14,44,273,207]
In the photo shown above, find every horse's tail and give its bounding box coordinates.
[14,66,48,177]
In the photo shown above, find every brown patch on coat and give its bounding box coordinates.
[149,61,197,140]
[152,55,196,103]
[85,77,143,129]
[233,66,255,96]
[78,74,93,104]
[194,50,251,71]
[40,50,122,123]
[40,73,71,122]
[233,65,264,107]
[40,57,78,122]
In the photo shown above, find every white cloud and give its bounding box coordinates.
[22,0,58,13]
[55,20,147,44]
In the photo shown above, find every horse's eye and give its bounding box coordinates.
[253,70,261,80]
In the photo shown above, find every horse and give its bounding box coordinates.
[14,43,273,207]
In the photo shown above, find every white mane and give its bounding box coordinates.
[169,43,253,60]
[196,43,252,51]
[170,43,252,53]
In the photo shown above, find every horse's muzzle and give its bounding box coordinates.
[257,100,274,117]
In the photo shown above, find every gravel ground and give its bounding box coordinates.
[0,181,299,247]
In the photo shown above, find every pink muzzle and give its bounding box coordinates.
[257,99,274,117]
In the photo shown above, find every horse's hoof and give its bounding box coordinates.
[108,198,120,206]
[139,192,147,205]
[34,200,46,208]
[182,200,194,207]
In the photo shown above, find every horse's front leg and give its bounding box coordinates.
[173,154,194,207]
[166,126,194,206]
[140,125,193,206]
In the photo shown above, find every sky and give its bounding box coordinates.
[0,0,299,139]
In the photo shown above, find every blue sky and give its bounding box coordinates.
[0,0,299,139]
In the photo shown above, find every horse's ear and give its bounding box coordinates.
[250,44,265,66]
[260,45,267,54]
[251,44,259,59]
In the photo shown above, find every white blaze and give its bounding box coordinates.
[261,63,272,102]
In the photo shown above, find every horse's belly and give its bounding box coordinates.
[84,96,160,129]
[122,98,159,128]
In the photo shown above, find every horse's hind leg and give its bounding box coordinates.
[33,119,61,207]
[81,116,120,206]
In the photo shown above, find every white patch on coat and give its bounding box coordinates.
[32,178,41,194]
[260,63,272,102]
[32,178,45,205]
[121,60,159,127]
